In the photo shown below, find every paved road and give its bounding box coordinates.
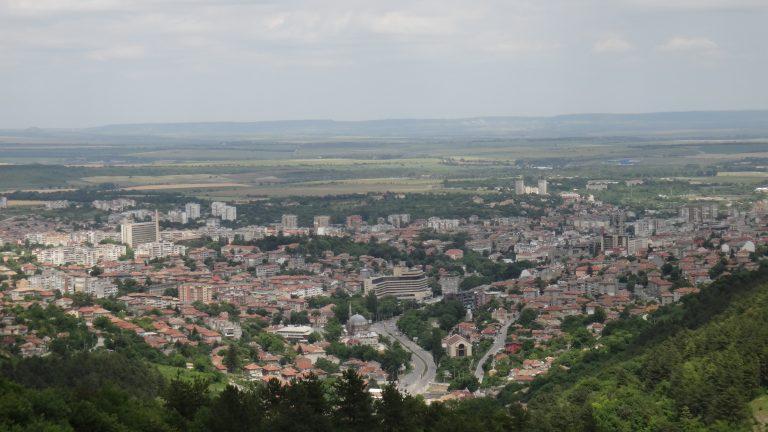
[372,318,437,395]
[474,318,514,381]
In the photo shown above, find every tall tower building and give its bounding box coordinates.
[211,201,226,217]
[185,202,201,219]
[313,215,331,228]
[221,206,237,221]
[537,178,548,195]
[282,214,298,229]
[514,178,525,195]
[120,211,159,248]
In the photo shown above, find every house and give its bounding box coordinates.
[294,356,313,371]
[295,343,326,364]
[262,364,281,377]
[243,363,263,380]
[19,336,49,357]
[258,351,281,364]
[660,291,674,306]
[445,249,464,260]
[281,367,299,380]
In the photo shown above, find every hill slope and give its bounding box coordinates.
[513,264,768,431]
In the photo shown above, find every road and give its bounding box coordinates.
[474,318,514,382]
[372,318,437,395]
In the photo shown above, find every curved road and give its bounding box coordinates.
[372,318,436,395]
[474,318,514,382]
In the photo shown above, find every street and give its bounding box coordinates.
[474,318,514,382]
[372,318,437,395]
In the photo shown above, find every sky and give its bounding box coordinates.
[0,0,766,128]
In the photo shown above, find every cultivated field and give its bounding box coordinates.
[194,177,448,199]
[6,200,46,207]
[79,174,240,186]
[123,182,249,191]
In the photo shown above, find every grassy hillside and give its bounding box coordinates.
[510,264,768,431]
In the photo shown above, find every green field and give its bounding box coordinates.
[154,364,229,393]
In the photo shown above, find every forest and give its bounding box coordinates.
[0,352,524,432]
[511,263,768,431]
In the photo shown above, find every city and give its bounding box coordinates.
[1,170,767,424]
[2,0,767,430]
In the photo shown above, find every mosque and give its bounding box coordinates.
[343,304,378,346]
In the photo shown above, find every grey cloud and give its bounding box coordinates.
[0,0,765,127]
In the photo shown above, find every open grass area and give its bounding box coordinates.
[131,157,445,168]
[717,171,768,178]
[123,182,249,191]
[154,364,229,393]
[195,182,446,199]
[79,174,240,186]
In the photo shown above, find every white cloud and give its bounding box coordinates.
[369,12,455,36]
[658,36,718,52]
[87,45,145,61]
[2,0,129,14]
[620,0,768,11]
[0,0,765,127]
[593,37,632,54]
[483,39,560,55]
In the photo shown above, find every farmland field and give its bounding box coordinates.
[79,174,240,186]
[194,177,450,199]
[7,200,47,207]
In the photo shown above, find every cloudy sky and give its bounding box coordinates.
[0,0,766,128]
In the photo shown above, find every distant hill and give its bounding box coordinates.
[4,110,768,141]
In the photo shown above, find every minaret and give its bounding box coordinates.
[154,209,160,241]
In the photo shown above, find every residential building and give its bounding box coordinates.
[179,284,213,305]
[135,241,187,259]
[92,199,135,212]
[223,206,237,221]
[120,212,159,247]
[387,214,411,228]
[282,214,298,229]
[538,178,548,195]
[168,210,188,224]
[185,202,201,219]
[515,178,525,195]
[346,215,363,230]
[440,276,462,296]
[313,215,331,229]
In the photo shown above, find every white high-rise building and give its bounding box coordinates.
[211,201,226,217]
[185,203,201,219]
[282,214,298,229]
[121,211,160,247]
[168,210,188,224]
[313,215,331,228]
[211,201,236,221]
[537,179,548,195]
[221,205,237,221]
